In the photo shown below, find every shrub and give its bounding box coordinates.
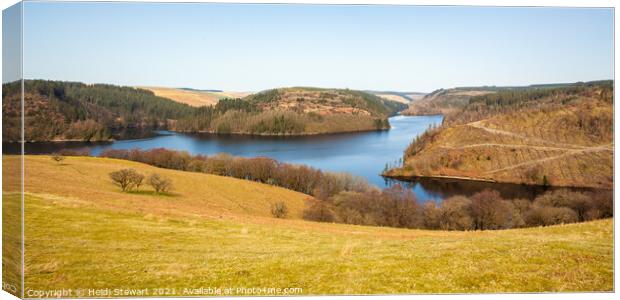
[271,201,288,218]
[51,153,65,163]
[534,190,593,221]
[438,196,473,230]
[109,169,143,192]
[510,199,530,228]
[328,185,422,228]
[303,201,337,223]
[147,173,173,194]
[525,205,578,226]
[470,190,513,230]
[422,201,441,229]
[589,190,613,219]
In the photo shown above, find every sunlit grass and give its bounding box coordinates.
[2,155,613,295]
[16,192,613,295]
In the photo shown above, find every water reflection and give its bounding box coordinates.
[386,177,600,202]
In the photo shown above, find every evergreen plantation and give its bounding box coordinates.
[2,80,406,141]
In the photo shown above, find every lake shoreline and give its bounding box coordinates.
[4,127,393,144]
[383,172,613,190]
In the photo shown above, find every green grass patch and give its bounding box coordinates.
[16,192,613,295]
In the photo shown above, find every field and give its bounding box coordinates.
[141,87,252,107]
[373,93,411,104]
[2,155,614,295]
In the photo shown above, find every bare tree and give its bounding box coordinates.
[271,201,288,218]
[109,169,142,192]
[148,173,173,194]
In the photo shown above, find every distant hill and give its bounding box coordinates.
[401,82,610,117]
[2,81,407,141]
[402,88,496,116]
[366,90,426,104]
[141,86,252,107]
[2,80,194,142]
[175,87,407,135]
[386,81,613,188]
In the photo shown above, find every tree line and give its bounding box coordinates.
[96,148,612,230]
[446,80,613,125]
[2,80,195,142]
[304,186,612,230]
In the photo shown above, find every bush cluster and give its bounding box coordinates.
[109,168,172,194]
[304,186,612,231]
[109,169,144,192]
[100,148,370,200]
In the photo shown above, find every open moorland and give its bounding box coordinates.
[1,155,613,295]
[141,86,252,107]
[387,81,613,189]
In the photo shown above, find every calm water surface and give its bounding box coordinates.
[7,115,591,201]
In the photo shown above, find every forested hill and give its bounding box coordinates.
[172,87,407,135]
[2,81,407,141]
[2,80,195,142]
[386,81,614,188]
[401,82,602,117]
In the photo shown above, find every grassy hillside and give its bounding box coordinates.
[175,87,407,135]
[2,155,613,295]
[366,91,426,104]
[402,88,495,116]
[388,81,613,188]
[3,155,311,219]
[245,87,405,117]
[141,86,252,107]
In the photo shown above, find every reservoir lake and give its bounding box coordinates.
[9,115,589,202]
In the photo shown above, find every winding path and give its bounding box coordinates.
[451,121,614,175]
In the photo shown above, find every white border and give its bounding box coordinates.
[0,1,617,300]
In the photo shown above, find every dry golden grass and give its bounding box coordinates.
[6,191,613,295]
[403,89,495,116]
[4,155,311,220]
[1,156,613,295]
[374,93,410,104]
[140,87,222,107]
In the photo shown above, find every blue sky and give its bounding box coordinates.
[16,2,615,92]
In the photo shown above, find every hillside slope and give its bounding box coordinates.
[141,86,252,107]
[2,156,613,295]
[402,88,495,116]
[175,87,407,135]
[387,81,613,188]
[3,155,311,219]
[2,80,195,142]
[401,83,588,117]
[367,91,426,104]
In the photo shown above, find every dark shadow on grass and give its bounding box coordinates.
[126,190,179,197]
